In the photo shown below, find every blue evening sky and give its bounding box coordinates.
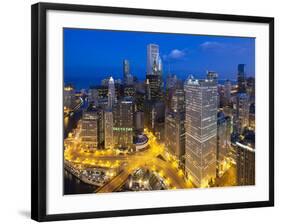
[64,28,255,89]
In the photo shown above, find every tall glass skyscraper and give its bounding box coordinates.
[123,59,130,78]
[237,64,247,93]
[184,77,218,187]
[146,44,163,101]
[123,59,131,85]
[146,44,160,75]
[113,97,134,149]
[107,76,115,109]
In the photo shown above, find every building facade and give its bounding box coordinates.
[146,44,163,101]
[81,109,104,151]
[237,64,247,93]
[235,131,255,185]
[146,44,160,75]
[184,77,218,187]
[217,112,231,177]
[104,110,114,149]
[113,97,134,149]
[233,93,249,134]
[224,79,232,106]
[165,112,185,163]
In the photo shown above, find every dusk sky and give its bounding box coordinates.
[64,28,255,89]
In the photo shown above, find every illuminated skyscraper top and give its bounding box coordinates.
[108,76,115,109]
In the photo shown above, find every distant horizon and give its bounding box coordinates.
[64,28,255,89]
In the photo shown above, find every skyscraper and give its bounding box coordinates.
[124,85,135,97]
[246,76,255,103]
[123,59,134,85]
[165,112,185,163]
[237,64,247,93]
[170,84,185,113]
[217,112,231,177]
[64,84,76,109]
[146,44,163,101]
[166,74,177,90]
[107,76,116,109]
[134,111,144,133]
[233,93,249,134]
[235,130,255,185]
[207,71,218,80]
[80,108,104,151]
[88,88,99,107]
[113,97,134,149]
[224,79,232,105]
[123,59,130,79]
[147,44,160,75]
[104,110,114,149]
[184,77,218,187]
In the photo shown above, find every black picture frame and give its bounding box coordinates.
[31,2,274,222]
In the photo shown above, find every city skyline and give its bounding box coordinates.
[63,29,255,194]
[64,28,255,89]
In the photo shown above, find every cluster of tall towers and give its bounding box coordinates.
[76,43,255,188]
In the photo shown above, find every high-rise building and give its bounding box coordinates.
[235,130,255,185]
[207,71,218,80]
[246,76,255,103]
[146,75,162,101]
[64,84,76,109]
[170,85,185,113]
[165,112,185,163]
[135,90,146,112]
[233,93,249,134]
[184,77,218,187]
[104,110,114,149]
[123,59,130,80]
[249,103,255,130]
[166,74,177,89]
[217,112,231,177]
[123,59,134,85]
[88,88,99,107]
[81,108,104,151]
[237,64,247,93]
[224,80,232,105]
[125,74,134,86]
[107,77,116,109]
[91,85,108,99]
[144,101,165,134]
[134,111,144,133]
[147,44,160,75]
[146,44,163,101]
[124,85,135,97]
[113,97,134,149]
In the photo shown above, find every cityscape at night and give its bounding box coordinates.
[63,28,255,194]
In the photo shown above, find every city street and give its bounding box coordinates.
[64,128,194,193]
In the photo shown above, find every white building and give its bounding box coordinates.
[184,77,218,187]
[107,76,116,109]
[146,44,161,75]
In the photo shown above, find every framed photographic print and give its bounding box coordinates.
[31,2,274,222]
